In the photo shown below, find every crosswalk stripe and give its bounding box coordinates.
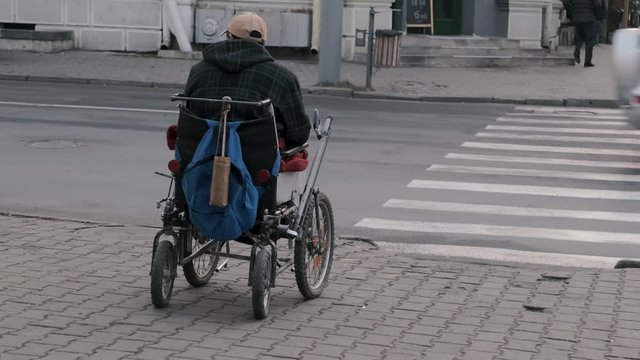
[505,112,627,120]
[445,153,640,169]
[497,117,627,126]
[477,132,640,145]
[486,125,640,135]
[514,106,626,115]
[384,199,640,222]
[462,142,640,157]
[355,106,640,263]
[427,164,640,182]
[407,179,640,200]
[354,218,640,244]
[373,243,635,269]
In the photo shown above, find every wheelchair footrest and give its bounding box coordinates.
[277,225,298,239]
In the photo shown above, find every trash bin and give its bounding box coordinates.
[612,28,640,105]
[374,29,402,67]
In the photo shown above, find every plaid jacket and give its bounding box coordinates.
[183,40,311,147]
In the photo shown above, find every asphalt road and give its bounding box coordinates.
[1,80,639,264]
[0,79,502,224]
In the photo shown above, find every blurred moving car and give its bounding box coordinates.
[630,84,640,128]
[612,28,640,128]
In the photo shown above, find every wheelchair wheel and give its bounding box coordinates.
[251,248,272,319]
[150,241,176,308]
[183,232,219,287]
[294,192,335,299]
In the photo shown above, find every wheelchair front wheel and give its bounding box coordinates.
[183,232,219,287]
[251,248,272,319]
[150,241,176,308]
[294,192,335,299]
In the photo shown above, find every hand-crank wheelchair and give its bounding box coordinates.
[150,94,335,319]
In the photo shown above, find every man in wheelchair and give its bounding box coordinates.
[183,11,310,148]
[174,11,312,214]
[152,15,334,317]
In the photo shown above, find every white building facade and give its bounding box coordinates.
[0,0,563,58]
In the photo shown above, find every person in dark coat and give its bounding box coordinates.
[594,0,607,46]
[173,12,311,212]
[565,0,602,67]
[183,12,311,148]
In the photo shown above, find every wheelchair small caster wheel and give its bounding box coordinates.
[251,249,272,319]
[150,241,176,308]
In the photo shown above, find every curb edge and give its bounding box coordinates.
[0,74,621,108]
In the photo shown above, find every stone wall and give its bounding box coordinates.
[0,0,399,55]
[496,0,563,49]
[0,29,74,52]
[192,0,394,60]
[0,0,162,51]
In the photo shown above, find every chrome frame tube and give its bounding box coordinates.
[179,240,251,266]
[276,258,295,275]
[179,238,218,265]
[267,104,278,146]
[295,116,334,228]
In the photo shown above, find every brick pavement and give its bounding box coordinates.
[0,214,638,360]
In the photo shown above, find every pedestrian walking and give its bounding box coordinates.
[563,0,601,67]
[594,0,607,46]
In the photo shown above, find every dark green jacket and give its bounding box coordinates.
[184,40,310,147]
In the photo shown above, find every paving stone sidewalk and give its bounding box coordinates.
[0,44,618,106]
[0,214,638,360]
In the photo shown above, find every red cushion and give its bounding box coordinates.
[278,135,309,172]
[281,151,309,172]
[166,125,177,150]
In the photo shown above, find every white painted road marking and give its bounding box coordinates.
[476,132,640,145]
[374,242,635,269]
[408,179,640,200]
[505,112,628,120]
[497,117,627,126]
[514,106,626,115]
[462,142,640,157]
[353,106,640,266]
[445,153,640,169]
[383,199,640,223]
[0,101,179,114]
[354,218,640,245]
[427,164,640,182]
[486,124,640,135]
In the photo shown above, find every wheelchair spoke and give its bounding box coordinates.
[182,229,218,287]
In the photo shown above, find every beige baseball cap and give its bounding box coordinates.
[226,12,267,43]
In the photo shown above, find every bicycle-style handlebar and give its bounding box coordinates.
[170,93,272,107]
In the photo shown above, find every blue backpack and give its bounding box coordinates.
[179,119,280,240]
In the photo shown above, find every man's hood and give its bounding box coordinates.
[202,39,274,73]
